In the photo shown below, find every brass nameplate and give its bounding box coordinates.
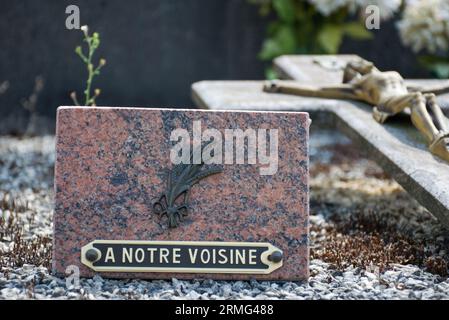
[81,240,283,274]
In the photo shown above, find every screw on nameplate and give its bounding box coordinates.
[85,248,100,263]
[268,251,283,263]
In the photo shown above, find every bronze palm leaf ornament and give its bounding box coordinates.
[153,148,222,228]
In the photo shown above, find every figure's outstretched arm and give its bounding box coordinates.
[263,80,361,101]
[407,82,449,95]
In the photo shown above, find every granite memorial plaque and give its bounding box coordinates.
[53,107,310,281]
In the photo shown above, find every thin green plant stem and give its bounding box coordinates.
[71,25,106,106]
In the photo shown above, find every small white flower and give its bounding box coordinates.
[80,25,89,35]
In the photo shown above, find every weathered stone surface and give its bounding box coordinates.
[273,55,360,85]
[54,107,310,281]
[191,55,449,229]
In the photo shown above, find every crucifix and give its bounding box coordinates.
[191,55,449,229]
[264,58,449,163]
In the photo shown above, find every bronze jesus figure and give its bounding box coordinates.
[263,59,449,162]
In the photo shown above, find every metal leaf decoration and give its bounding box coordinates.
[153,147,222,228]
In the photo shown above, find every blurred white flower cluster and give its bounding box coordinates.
[307,0,350,16]
[307,0,401,20]
[397,0,449,53]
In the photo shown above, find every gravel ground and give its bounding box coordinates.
[1,132,449,300]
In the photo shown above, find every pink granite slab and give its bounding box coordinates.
[53,107,310,281]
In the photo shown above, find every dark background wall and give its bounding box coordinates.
[0,0,428,134]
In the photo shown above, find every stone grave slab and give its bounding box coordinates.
[53,106,310,281]
[191,55,449,229]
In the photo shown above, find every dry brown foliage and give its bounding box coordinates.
[311,205,448,277]
[0,193,51,271]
